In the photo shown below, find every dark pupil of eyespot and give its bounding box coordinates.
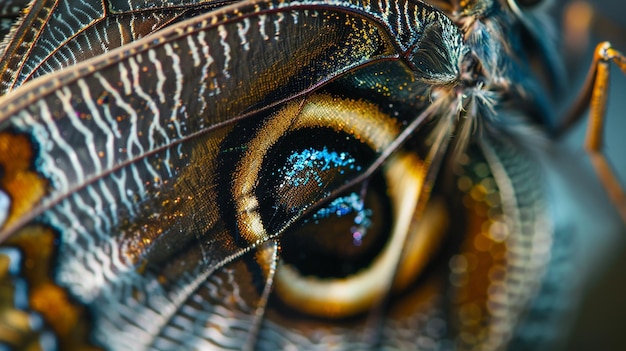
[280,173,391,279]
[256,128,392,278]
[516,0,543,7]
[257,128,375,233]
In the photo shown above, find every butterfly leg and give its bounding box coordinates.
[561,42,626,222]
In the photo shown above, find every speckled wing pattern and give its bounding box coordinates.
[0,0,556,350]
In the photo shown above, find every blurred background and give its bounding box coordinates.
[553,0,626,350]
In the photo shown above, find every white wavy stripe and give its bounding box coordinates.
[94,71,144,158]
[38,99,85,189]
[77,78,116,170]
[196,30,215,118]
[148,48,167,104]
[57,86,102,176]
[110,168,136,216]
[128,55,171,150]
[163,43,184,138]
[237,18,251,51]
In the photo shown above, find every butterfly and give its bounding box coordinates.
[0,0,623,350]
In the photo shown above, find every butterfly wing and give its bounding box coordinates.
[0,0,469,349]
[0,0,559,350]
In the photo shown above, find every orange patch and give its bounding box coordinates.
[0,133,47,228]
[6,225,101,350]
